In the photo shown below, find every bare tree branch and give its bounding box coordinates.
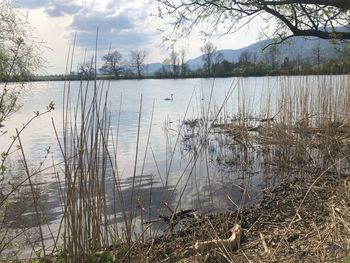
[157,0,350,44]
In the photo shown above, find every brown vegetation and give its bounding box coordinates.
[1,75,350,262]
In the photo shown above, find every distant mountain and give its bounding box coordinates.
[186,40,268,70]
[145,63,162,74]
[145,36,346,73]
[186,37,344,70]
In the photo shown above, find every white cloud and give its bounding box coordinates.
[17,0,263,74]
[17,0,82,16]
[23,9,73,74]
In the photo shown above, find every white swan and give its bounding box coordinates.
[164,94,173,101]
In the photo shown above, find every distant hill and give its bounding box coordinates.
[145,63,162,74]
[186,37,344,70]
[145,36,346,73]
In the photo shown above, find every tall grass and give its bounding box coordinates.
[181,75,350,174]
[1,74,350,262]
[50,36,159,261]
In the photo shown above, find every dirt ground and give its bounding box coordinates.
[147,172,350,262]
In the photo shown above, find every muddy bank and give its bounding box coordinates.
[141,114,350,262]
[146,173,350,262]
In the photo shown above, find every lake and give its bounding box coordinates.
[1,75,349,258]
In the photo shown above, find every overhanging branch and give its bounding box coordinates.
[260,0,350,10]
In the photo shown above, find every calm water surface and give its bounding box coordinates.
[1,75,348,256]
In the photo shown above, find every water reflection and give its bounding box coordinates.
[1,75,349,258]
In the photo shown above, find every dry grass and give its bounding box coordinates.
[169,75,350,262]
[1,74,350,262]
[145,174,350,263]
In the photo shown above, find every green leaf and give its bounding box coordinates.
[0,165,6,173]
[47,101,55,111]
[1,151,8,160]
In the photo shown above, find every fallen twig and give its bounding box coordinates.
[186,224,242,256]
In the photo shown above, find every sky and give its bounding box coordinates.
[15,0,263,75]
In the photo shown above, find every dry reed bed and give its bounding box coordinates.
[167,75,350,262]
[1,75,350,262]
[181,76,350,174]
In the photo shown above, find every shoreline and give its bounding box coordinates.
[145,172,349,262]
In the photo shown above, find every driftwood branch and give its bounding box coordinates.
[145,204,200,230]
[159,209,199,224]
[185,224,242,256]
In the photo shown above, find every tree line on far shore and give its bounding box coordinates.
[39,41,350,81]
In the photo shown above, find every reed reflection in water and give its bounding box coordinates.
[0,75,349,259]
